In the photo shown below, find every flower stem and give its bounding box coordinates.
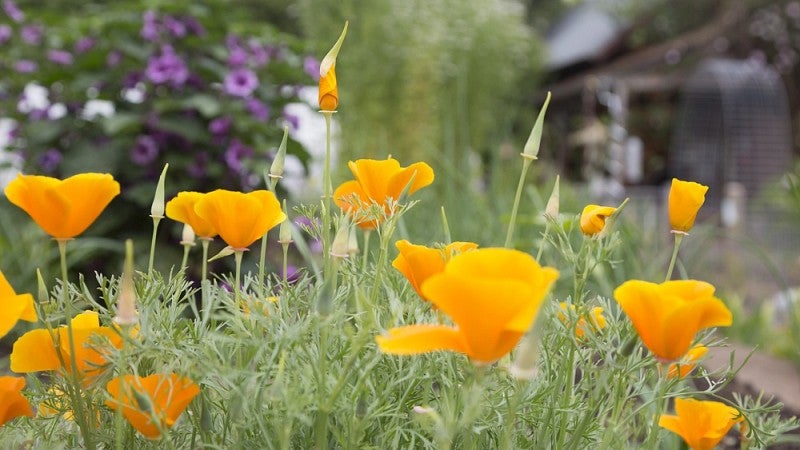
[234,250,243,304]
[321,110,335,280]
[147,216,161,277]
[665,233,684,281]
[536,221,552,261]
[361,229,371,272]
[181,244,191,272]
[644,366,668,449]
[258,231,268,298]
[504,158,532,248]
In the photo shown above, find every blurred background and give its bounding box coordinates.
[1,0,800,365]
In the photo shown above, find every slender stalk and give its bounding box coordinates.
[536,222,552,261]
[644,366,668,449]
[234,250,243,304]
[282,243,289,284]
[314,319,330,450]
[201,238,210,282]
[361,229,372,272]
[181,244,191,271]
[322,111,335,278]
[500,381,525,450]
[258,231,268,298]
[665,233,684,281]
[148,216,161,277]
[504,158,532,248]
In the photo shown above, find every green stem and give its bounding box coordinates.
[665,233,684,281]
[282,243,289,284]
[504,158,532,248]
[500,381,525,450]
[314,319,330,450]
[181,245,191,273]
[234,250,243,304]
[361,229,372,272]
[441,206,452,244]
[556,343,576,449]
[322,111,335,280]
[148,216,162,277]
[536,222,551,261]
[258,231,268,299]
[644,367,668,449]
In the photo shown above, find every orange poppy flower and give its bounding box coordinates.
[392,240,478,300]
[194,189,286,251]
[318,22,347,111]
[106,373,200,439]
[666,344,708,379]
[659,398,743,450]
[334,158,434,229]
[579,204,616,236]
[376,248,559,365]
[614,280,732,362]
[0,376,33,427]
[165,191,218,239]
[10,311,123,384]
[4,173,120,239]
[0,271,37,339]
[557,302,606,339]
[669,178,709,233]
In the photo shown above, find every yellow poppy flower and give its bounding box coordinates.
[659,398,743,450]
[392,240,478,301]
[557,302,606,339]
[165,191,218,239]
[194,189,286,251]
[106,373,200,439]
[10,311,123,385]
[376,248,559,365]
[613,280,732,362]
[318,22,347,111]
[666,344,708,379]
[0,376,33,427]
[0,271,37,340]
[334,158,434,229]
[4,173,120,239]
[669,178,709,233]
[579,204,616,236]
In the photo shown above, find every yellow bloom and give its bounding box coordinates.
[392,240,478,301]
[0,271,37,340]
[10,311,123,385]
[194,189,286,251]
[659,398,743,450]
[669,178,709,233]
[334,158,434,229]
[4,173,120,239]
[165,191,218,239]
[376,248,558,365]
[557,302,606,339]
[106,373,200,439]
[318,22,347,111]
[0,376,32,427]
[579,204,616,236]
[614,280,732,362]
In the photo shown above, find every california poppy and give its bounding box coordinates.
[392,240,478,300]
[0,376,32,427]
[579,204,616,236]
[106,373,200,439]
[4,173,120,239]
[334,158,434,229]
[165,191,217,239]
[318,22,347,111]
[614,280,731,362]
[10,311,123,384]
[194,189,286,251]
[376,248,558,365]
[557,302,606,339]
[0,271,37,340]
[659,398,743,450]
[669,178,709,233]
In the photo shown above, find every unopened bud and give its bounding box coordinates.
[545,175,560,219]
[150,163,169,219]
[330,218,350,258]
[36,268,48,304]
[113,239,138,327]
[279,201,293,245]
[509,330,540,381]
[347,224,359,256]
[208,246,235,262]
[269,126,289,181]
[521,92,551,161]
[180,224,196,247]
[597,197,629,239]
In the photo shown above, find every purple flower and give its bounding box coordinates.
[145,46,189,87]
[20,24,42,45]
[47,49,74,65]
[13,59,37,73]
[74,37,94,54]
[141,10,159,41]
[303,56,320,81]
[282,110,300,131]
[3,0,24,23]
[209,116,232,136]
[163,15,186,38]
[246,98,270,122]
[38,148,63,173]
[187,151,208,178]
[224,139,253,173]
[248,39,270,67]
[107,50,122,67]
[183,16,205,36]
[223,68,258,97]
[0,24,11,44]
[283,264,301,284]
[131,135,160,166]
[227,45,248,67]
[28,109,48,121]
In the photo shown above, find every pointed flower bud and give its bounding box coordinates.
[208,245,235,262]
[113,240,138,327]
[180,223,196,247]
[269,126,289,181]
[330,217,351,258]
[318,22,348,111]
[521,92,551,161]
[150,164,169,219]
[545,175,560,219]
